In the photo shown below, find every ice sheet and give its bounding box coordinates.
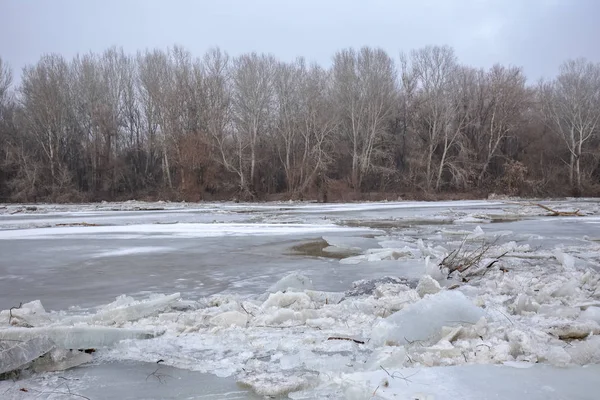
[0,222,365,240]
[327,364,600,400]
[92,247,175,258]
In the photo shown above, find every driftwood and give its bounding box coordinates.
[327,336,365,345]
[533,203,583,217]
[55,222,99,227]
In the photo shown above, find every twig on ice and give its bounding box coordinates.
[327,336,365,344]
[146,364,173,384]
[8,302,22,325]
[379,365,418,385]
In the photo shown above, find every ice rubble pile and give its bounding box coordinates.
[100,240,599,397]
[0,293,176,376]
[2,224,600,397]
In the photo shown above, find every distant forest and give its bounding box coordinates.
[0,45,599,202]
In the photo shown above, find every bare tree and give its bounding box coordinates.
[476,65,529,184]
[200,48,241,191]
[273,59,304,193]
[332,47,397,190]
[0,58,15,199]
[0,58,12,111]
[231,52,276,194]
[296,63,337,195]
[137,49,174,189]
[407,45,461,190]
[2,45,600,202]
[539,59,600,192]
[272,59,337,195]
[71,48,132,195]
[20,54,76,193]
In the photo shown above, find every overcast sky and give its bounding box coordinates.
[2,0,599,82]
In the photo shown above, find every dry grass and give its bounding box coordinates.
[439,238,508,280]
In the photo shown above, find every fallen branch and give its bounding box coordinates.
[380,365,418,385]
[532,203,583,217]
[240,303,254,316]
[146,364,172,384]
[55,222,99,227]
[327,336,365,345]
[8,302,22,325]
[439,238,502,277]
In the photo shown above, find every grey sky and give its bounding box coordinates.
[1,0,599,82]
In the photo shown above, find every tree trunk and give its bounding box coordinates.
[163,150,172,189]
[569,151,575,188]
[426,143,434,190]
[575,155,581,193]
[250,143,256,192]
[435,137,449,191]
[351,151,359,191]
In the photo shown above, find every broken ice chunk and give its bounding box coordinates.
[322,235,376,251]
[0,337,55,374]
[90,292,181,324]
[237,373,309,396]
[345,277,408,297]
[371,291,485,346]
[267,273,313,293]
[553,250,576,270]
[0,300,52,328]
[416,275,441,298]
[365,346,408,370]
[0,326,165,349]
[566,335,600,364]
[209,311,248,328]
[548,320,600,340]
[261,292,314,311]
[424,256,446,282]
[471,225,485,238]
[579,307,600,325]
[304,290,345,305]
[31,348,93,373]
[512,294,540,315]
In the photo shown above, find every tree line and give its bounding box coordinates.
[0,45,599,202]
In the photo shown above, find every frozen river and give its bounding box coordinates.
[1,199,599,399]
[0,200,508,310]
